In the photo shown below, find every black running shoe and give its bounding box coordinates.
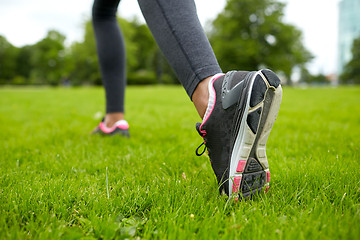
[92,119,130,138]
[196,69,282,200]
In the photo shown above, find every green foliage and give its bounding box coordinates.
[306,74,329,84]
[210,0,312,83]
[128,70,157,85]
[299,68,329,84]
[122,18,177,85]
[67,17,176,86]
[130,21,177,85]
[30,30,68,85]
[0,31,69,86]
[16,45,34,83]
[68,21,101,85]
[0,17,177,86]
[0,36,19,83]
[0,86,360,239]
[1,4,313,86]
[340,35,360,84]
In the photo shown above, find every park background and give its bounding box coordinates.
[0,0,360,239]
[1,0,359,86]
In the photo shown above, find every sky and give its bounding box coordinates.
[0,0,341,75]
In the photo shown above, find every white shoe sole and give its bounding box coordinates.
[228,70,283,199]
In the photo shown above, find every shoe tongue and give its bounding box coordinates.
[229,71,249,89]
[221,71,251,109]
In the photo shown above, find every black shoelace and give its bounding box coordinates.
[195,142,207,156]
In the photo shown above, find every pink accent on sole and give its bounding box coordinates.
[116,124,129,130]
[232,176,242,194]
[236,160,247,173]
[265,186,270,194]
[99,121,129,133]
[267,171,271,183]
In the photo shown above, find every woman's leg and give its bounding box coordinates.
[137,0,222,118]
[137,0,283,198]
[92,0,126,127]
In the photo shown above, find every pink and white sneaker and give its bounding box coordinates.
[92,119,130,138]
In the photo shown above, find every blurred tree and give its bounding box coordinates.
[298,68,328,84]
[30,30,67,85]
[69,17,176,85]
[209,0,312,84]
[69,18,143,85]
[0,36,18,84]
[306,74,329,84]
[1,17,177,86]
[129,19,177,84]
[69,20,101,85]
[132,22,157,71]
[16,45,34,84]
[340,35,360,84]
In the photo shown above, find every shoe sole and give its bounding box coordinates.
[92,126,130,138]
[228,69,282,200]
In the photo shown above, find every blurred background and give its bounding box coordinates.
[0,0,359,86]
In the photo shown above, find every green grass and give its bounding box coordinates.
[0,86,359,239]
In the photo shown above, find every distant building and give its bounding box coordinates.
[338,0,360,75]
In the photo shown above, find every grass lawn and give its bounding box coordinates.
[0,85,359,239]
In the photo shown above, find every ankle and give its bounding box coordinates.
[192,76,213,119]
[104,112,124,128]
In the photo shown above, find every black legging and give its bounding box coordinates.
[92,0,222,113]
